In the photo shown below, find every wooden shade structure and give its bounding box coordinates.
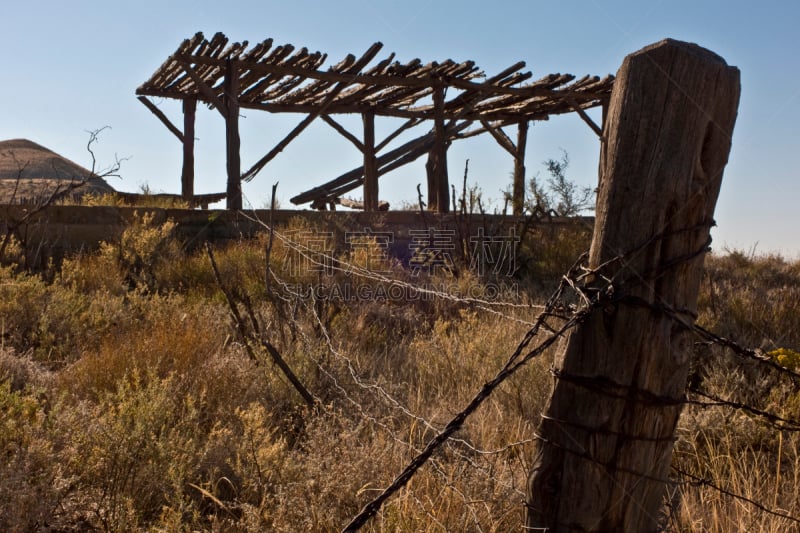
[137,32,613,211]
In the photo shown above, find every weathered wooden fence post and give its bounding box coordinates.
[525,39,739,532]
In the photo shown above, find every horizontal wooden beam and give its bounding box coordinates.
[114,191,226,203]
[336,197,390,211]
[136,86,609,123]
[241,99,594,122]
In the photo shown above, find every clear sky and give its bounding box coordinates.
[1,1,798,257]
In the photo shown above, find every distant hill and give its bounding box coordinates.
[0,139,116,204]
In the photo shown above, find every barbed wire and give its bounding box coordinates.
[686,387,800,431]
[672,466,800,525]
[334,253,799,530]
[228,206,800,530]
[270,267,532,497]
[237,209,549,322]
[341,257,589,532]
[271,267,530,458]
[262,269,528,532]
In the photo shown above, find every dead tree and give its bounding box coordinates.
[525,39,740,532]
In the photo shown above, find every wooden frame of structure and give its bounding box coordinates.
[136,32,613,212]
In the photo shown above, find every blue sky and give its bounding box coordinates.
[2,1,798,256]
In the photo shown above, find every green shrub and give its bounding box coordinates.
[769,347,800,371]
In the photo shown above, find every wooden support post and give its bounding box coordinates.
[427,84,449,212]
[512,120,528,216]
[425,150,437,212]
[601,97,610,131]
[224,60,242,210]
[181,97,196,203]
[362,110,378,212]
[435,85,449,213]
[526,39,740,532]
[598,96,610,190]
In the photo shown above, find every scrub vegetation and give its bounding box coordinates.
[0,212,798,532]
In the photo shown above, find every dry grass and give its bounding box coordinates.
[0,217,799,531]
[671,252,800,532]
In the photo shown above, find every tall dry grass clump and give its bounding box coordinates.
[672,251,800,532]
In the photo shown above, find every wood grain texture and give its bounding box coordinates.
[513,120,528,216]
[526,39,740,532]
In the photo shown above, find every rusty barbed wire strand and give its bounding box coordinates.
[686,387,800,431]
[672,466,800,525]
[271,268,532,497]
[273,268,525,458]
[268,278,524,531]
[339,246,800,530]
[341,265,590,532]
[238,209,548,319]
[237,204,800,529]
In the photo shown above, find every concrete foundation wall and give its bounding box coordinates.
[0,205,592,267]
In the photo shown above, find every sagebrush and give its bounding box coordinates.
[0,215,798,532]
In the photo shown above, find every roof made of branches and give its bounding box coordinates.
[136,32,614,123]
